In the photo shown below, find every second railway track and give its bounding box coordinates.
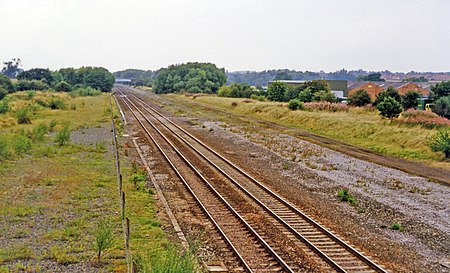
[115,86,389,273]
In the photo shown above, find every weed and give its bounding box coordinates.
[48,246,79,265]
[0,245,34,263]
[337,187,358,205]
[12,227,30,238]
[16,107,32,124]
[70,103,77,110]
[93,219,115,263]
[32,123,49,141]
[49,119,57,132]
[390,223,403,231]
[14,135,32,155]
[95,141,107,152]
[26,90,36,100]
[282,162,289,170]
[54,125,71,146]
[134,245,198,273]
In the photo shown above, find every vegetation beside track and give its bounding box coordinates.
[166,94,449,167]
[0,91,183,272]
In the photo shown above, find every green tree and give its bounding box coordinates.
[1,58,22,78]
[360,72,385,82]
[274,71,292,81]
[314,90,337,102]
[298,87,313,102]
[377,97,402,118]
[15,80,49,91]
[373,86,401,106]
[348,89,372,106]
[54,81,72,92]
[0,74,15,93]
[154,63,226,94]
[401,91,421,110]
[78,67,115,91]
[431,96,450,119]
[17,68,54,84]
[431,81,450,99]
[267,81,287,102]
[429,128,450,158]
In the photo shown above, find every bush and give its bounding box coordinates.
[337,187,358,205]
[314,90,337,102]
[288,99,303,110]
[0,74,15,93]
[49,98,66,110]
[14,135,32,155]
[397,110,450,128]
[16,107,32,124]
[72,87,102,97]
[390,223,403,231]
[54,125,70,146]
[32,123,49,141]
[377,97,402,118]
[431,95,450,119]
[54,81,72,92]
[429,128,450,158]
[0,100,9,114]
[304,102,349,112]
[348,89,372,106]
[0,87,7,100]
[15,80,49,91]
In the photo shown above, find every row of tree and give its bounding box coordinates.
[0,67,115,98]
[267,80,337,103]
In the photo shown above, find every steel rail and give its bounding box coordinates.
[125,88,388,273]
[117,92,294,273]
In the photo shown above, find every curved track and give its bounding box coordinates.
[115,86,389,273]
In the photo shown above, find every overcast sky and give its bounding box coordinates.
[1,0,449,72]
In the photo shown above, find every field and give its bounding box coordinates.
[167,94,449,168]
[0,91,185,272]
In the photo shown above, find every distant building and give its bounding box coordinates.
[115,78,132,85]
[347,81,431,100]
[267,80,348,99]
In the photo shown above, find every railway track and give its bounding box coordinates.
[115,86,389,273]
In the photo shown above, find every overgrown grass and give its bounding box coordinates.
[169,95,449,164]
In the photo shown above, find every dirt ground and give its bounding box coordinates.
[127,88,449,273]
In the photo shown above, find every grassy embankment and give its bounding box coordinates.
[167,94,449,168]
[0,91,194,272]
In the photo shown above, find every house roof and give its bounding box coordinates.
[347,81,431,99]
[348,82,385,100]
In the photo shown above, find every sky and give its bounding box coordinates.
[1,0,449,73]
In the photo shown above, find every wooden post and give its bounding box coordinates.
[125,217,131,273]
[121,191,126,220]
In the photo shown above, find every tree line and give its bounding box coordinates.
[0,66,115,100]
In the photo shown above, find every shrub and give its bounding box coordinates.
[72,87,102,97]
[0,74,15,93]
[32,123,49,141]
[93,220,114,263]
[348,89,372,106]
[0,87,7,100]
[14,135,32,155]
[49,98,66,110]
[314,90,337,103]
[431,95,450,119]
[337,187,358,205]
[26,90,36,100]
[0,135,13,159]
[16,107,32,124]
[304,102,349,112]
[377,97,402,118]
[390,223,403,231]
[0,100,9,114]
[397,110,450,128]
[288,99,303,110]
[15,80,49,91]
[54,125,70,146]
[54,81,72,92]
[429,128,450,158]
[373,86,401,107]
